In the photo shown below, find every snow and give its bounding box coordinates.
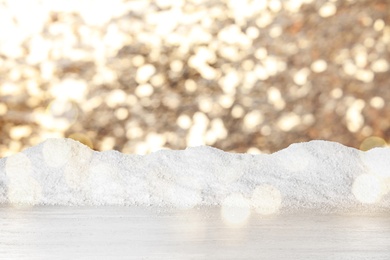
[0,138,389,212]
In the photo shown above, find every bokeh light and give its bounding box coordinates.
[352,174,384,204]
[360,147,390,183]
[360,136,387,151]
[64,139,94,189]
[221,193,251,227]
[5,153,42,206]
[68,132,94,149]
[251,184,282,215]
[42,138,72,168]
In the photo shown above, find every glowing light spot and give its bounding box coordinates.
[64,148,93,190]
[185,79,197,92]
[246,26,259,39]
[48,99,78,121]
[255,11,273,28]
[247,147,262,154]
[371,59,389,73]
[221,193,251,226]
[330,88,343,99]
[5,153,31,178]
[114,107,129,120]
[205,118,228,145]
[198,97,213,113]
[0,102,7,116]
[78,0,124,26]
[311,59,327,73]
[369,96,385,109]
[343,61,357,75]
[146,132,166,152]
[267,87,285,110]
[219,95,234,109]
[106,89,127,108]
[170,60,184,72]
[177,114,192,130]
[373,19,385,31]
[360,137,387,151]
[43,138,72,168]
[187,112,209,147]
[136,64,156,84]
[268,0,282,12]
[231,105,245,118]
[210,118,227,139]
[285,0,305,13]
[293,68,310,85]
[132,55,145,67]
[39,99,78,131]
[277,112,301,132]
[151,73,166,87]
[251,185,282,215]
[50,78,87,102]
[243,110,264,132]
[220,70,240,95]
[101,137,116,150]
[355,69,374,83]
[135,84,154,97]
[126,122,143,139]
[5,153,41,205]
[346,99,365,133]
[269,26,282,38]
[261,125,271,136]
[354,50,367,68]
[352,174,383,204]
[8,176,42,206]
[254,48,267,60]
[68,133,94,149]
[264,56,286,76]
[254,64,269,80]
[362,148,390,178]
[9,125,32,140]
[319,2,337,18]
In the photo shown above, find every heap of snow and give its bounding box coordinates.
[0,138,389,212]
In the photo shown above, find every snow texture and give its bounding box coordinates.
[0,138,389,212]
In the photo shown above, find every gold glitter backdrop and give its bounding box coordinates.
[0,0,389,156]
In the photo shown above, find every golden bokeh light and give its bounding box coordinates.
[360,136,387,151]
[68,133,94,149]
[221,193,251,227]
[251,184,282,215]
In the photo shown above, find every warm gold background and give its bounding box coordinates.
[0,0,389,157]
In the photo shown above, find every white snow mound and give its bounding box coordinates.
[0,138,389,212]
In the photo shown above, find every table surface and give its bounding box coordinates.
[1,206,389,259]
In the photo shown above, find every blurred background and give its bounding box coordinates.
[0,0,389,157]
